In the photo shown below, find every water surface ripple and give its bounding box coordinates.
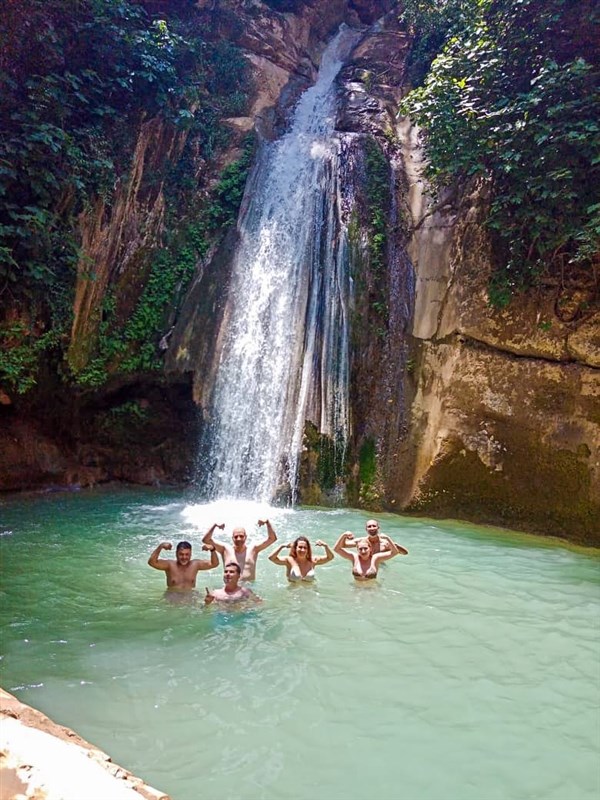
[1,489,598,800]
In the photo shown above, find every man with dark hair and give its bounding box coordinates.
[204,562,262,605]
[202,519,277,581]
[148,540,218,590]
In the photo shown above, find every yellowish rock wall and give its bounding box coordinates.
[397,121,599,543]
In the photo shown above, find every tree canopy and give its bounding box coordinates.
[0,0,250,392]
[400,0,599,305]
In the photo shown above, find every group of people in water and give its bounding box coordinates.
[148,518,408,605]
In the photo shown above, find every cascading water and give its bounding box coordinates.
[198,26,361,503]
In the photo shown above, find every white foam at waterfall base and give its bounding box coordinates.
[182,499,295,545]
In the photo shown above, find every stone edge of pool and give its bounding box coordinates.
[0,687,170,800]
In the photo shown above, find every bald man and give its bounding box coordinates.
[202,519,277,581]
[344,519,408,556]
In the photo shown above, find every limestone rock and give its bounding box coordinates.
[0,688,169,800]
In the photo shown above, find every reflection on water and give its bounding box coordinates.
[0,488,599,800]
[163,590,202,606]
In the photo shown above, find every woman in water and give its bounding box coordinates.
[268,536,334,582]
[334,531,399,581]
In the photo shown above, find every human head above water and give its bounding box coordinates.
[232,527,247,548]
[290,536,312,561]
[356,538,373,557]
[365,520,380,538]
[175,541,192,564]
[223,561,241,583]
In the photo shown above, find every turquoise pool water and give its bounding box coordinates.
[1,488,598,800]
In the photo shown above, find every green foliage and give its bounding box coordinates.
[73,239,195,385]
[358,438,377,486]
[0,323,60,393]
[95,400,150,444]
[400,0,600,302]
[317,434,348,492]
[1,1,202,294]
[1,0,250,392]
[364,137,391,322]
[365,138,390,273]
[208,138,255,228]
[73,138,255,385]
[302,422,348,494]
[357,438,382,507]
[98,400,148,429]
[401,0,470,85]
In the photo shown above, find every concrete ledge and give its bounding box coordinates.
[0,688,169,800]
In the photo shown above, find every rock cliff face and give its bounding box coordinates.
[293,2,598,544]
[333,29,598,543]
[1,0,597,544]
[394,135,599,543]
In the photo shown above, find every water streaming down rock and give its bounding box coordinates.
[198,27,361,503]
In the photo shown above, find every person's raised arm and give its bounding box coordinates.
[268,543,291,566]
[256,519,277,552]
[394,541,409,555]
[202,523,226,555]
[342,531,357,548]
[373,537,399,565]
[314,540,334,565]
[148,541,172,571]
[333,532,355,562]
[195,544,219,571]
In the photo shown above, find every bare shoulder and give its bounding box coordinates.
[191,559,212,570]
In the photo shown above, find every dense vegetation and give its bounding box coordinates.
[0,0,250,392]
[400,0,599,305]
[364,137,391,335]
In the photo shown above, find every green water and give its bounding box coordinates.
[1,488,599,800]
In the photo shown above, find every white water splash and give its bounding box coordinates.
[200,26,360,502]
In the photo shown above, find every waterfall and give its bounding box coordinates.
[198,26,360,503]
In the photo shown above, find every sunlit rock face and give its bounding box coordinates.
[69,119,184,375]
[394,127,600,544]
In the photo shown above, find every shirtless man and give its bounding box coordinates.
[343,519,409,556]
[148,540,218,590]
[204,562,262,605]
[202,519,277,581]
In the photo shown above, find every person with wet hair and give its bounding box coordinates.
[268,535,334,582]
[148,540,218,590]
[343,519,408,556]
[333,531,399,581]
[202,519,277,581]
[204,562,262,605]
